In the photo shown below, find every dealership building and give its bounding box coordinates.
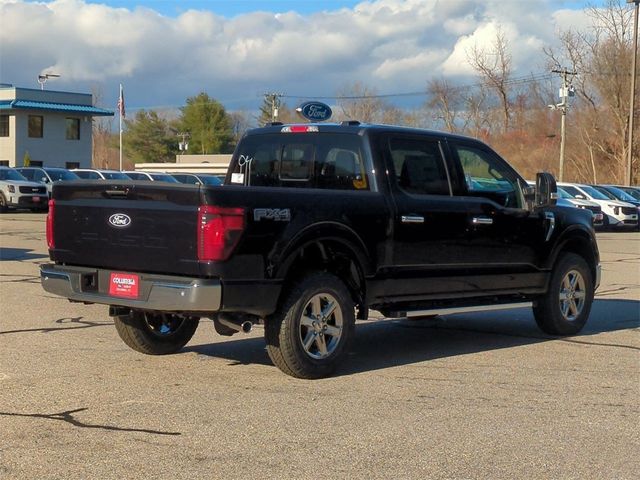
[0,84,113,168]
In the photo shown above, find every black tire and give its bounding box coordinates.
[265,272,355,379]
[0,193,8,213]
[114,310,199,355]
[533,253,594,335]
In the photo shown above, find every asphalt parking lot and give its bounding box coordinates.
[0,212,638,479]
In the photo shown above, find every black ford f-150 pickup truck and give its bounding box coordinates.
[41,122,600,378]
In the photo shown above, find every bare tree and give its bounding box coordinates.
[336,82,388,123]
[543,0,636,183]
[426,78,460,132]
[467,25,513,132]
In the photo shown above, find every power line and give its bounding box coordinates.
[107,71,555,111]
[280,72,554,101]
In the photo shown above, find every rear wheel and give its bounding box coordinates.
[114,310,199,355]
[533,253,594,335]
[265,272,355,379]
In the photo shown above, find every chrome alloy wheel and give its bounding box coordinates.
[299,293,343,360]
[558,269,586,322]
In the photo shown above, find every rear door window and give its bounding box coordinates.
[387,137,451,195]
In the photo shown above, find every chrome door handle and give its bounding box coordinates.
[472,216,493,225]
[401,215,424,224]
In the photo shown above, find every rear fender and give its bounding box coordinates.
[274,222,373,279]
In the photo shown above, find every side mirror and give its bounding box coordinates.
[41,177,49,183]
[535,172,558,207]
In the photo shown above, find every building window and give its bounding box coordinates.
[66,118,80,140]
[0,116,9,137]
[65,162,80,169]
[0,160,9,167]
[28,115,43,138]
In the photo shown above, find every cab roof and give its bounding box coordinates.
[245,122,481,144]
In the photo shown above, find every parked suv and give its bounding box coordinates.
[556,187,604,228]
[171,173,222,185]
[559,182,638,229]
[16,167,80,198]
[0,167,48,212]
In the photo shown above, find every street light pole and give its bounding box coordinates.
[626,0,639,186]
[37,73,60,90]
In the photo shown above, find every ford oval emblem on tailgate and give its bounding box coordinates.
[108,213,131,228]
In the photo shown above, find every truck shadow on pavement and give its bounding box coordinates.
[185,298,639,375]
[0,247,48,262]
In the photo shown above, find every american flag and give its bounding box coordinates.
[117,84,125,119]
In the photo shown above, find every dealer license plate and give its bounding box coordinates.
[32,196,41,202]
[109,272,140,298]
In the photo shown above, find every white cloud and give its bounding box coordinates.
[0,0,599,112]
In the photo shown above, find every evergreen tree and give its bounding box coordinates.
[123,110,176,164]
[178,93,234,154]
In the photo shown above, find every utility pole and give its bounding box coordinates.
[626,0,639,186]
[264,93,283,123]
[550,68,577,182]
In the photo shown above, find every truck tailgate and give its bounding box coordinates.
[50,181,203,276]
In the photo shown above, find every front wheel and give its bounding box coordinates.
[0,193,8,213]
[114,310,199,355]
[533,253,594,335]
[265,272,355,379]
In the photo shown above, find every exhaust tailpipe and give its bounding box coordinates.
[216,314,253,335]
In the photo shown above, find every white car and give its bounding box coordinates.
[0,166,49,212]
[559,182,638,229]
[556,187,604,228]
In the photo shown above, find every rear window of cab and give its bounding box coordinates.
[230,133,370,191]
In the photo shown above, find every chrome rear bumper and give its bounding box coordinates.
[40,264,221,312]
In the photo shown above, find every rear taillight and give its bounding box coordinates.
[46,199,55,249]
[197,206,245,262]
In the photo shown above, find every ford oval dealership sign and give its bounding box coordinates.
[297,101,332,122]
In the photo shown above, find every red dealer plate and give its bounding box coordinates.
[109,272,140,298]
[32,196,41,202]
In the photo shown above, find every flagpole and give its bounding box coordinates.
[119,83,123,171]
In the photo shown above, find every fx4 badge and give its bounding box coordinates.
[254,208,291,222]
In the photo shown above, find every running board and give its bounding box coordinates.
[404,302,533,318]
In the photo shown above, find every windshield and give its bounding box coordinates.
[580,185,609,200]
[593,186,617,200]
[150,173,179,183]
[620,187,640,201]
[605,186,636,202]
[557,187,572,199]
[46,169,79,181]
[560,185,580,198]
[0,169,27,181]
[102,171,131,180]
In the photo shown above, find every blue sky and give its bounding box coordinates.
[1,0,623,115]
[85,0,365,17]
[83,0,607,17]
